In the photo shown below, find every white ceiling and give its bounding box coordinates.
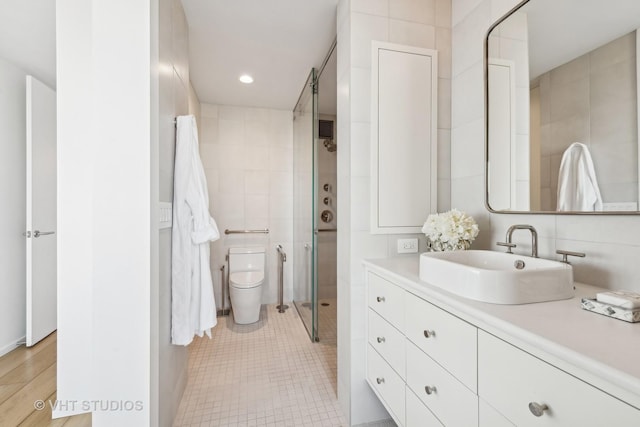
[0,0,56,88]
[181,0,338,111]
[0,0,337,111]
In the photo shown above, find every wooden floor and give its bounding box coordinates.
[0,333,91,427]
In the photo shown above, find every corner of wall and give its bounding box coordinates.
[339,0,453,424]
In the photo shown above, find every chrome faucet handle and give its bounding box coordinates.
[556,249,585,264]
[497,242,516,254]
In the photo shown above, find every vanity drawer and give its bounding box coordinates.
[479,331,640,426]
[406,386,443,427]
[479,398,515,427]
[405,292,477,391]
[367,344,405,426]
[406,341,478,427]
[368,309,405,379]
[367,273,405,331]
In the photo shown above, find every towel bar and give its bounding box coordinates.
[224,229,269,235]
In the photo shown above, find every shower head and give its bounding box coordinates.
[323,139,337,152]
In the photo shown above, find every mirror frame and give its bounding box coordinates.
[484,0,640,215]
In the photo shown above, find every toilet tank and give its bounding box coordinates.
[228,247,266,274]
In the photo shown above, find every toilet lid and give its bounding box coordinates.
[229,271,264,289]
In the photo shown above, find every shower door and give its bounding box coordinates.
[292,69,319,341]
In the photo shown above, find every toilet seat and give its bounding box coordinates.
[229,271,264,289]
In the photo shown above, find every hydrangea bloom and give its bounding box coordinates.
[421,209,479,251]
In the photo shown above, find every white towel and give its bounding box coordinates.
[171,115,220,346]
[557,142,603,211]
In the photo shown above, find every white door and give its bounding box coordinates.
[26,76,57,347]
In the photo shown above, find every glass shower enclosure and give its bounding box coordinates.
[293,68,319,341]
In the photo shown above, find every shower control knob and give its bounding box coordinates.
[321,210,334,223]
[323,183,331,192]
[323,197,331,205]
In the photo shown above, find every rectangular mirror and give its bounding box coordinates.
[485,0,640,214]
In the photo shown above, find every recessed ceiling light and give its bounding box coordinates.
[239,74,254,84]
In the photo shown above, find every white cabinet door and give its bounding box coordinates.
[371,42,437,234]
[487,59,516,211]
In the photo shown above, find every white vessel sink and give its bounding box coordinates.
[419,250,574,304]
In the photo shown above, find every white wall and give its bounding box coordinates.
[0,56,27,357]
[198,104,294,307]
[56,0,94,415]
[154,0,191,425]
[57,0,164,425]
[336,0,452,424]
[451,0,640,293]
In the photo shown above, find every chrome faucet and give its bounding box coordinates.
[504,224,538,258]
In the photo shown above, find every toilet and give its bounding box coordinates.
[228,247,265,324]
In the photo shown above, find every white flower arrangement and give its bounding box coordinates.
[421,209,479,251]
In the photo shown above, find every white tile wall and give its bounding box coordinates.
[199,104,294,307]
[452,0,640,295]
[337,0,450,424]
[157,0,191,424]
[538,32,637,210]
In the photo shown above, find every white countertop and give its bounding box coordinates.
[363,255,640,406]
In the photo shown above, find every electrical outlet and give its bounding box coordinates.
[397,238,418,254]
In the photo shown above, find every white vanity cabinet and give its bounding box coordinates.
[364,261,640,427]
[367,272,479,426]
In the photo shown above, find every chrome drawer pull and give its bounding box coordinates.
[423,329,436,338]
[376,337,385,343]
[424,385,437,395]
[376,296,385,303]
[528,402,548,417]
[376,377,385,385]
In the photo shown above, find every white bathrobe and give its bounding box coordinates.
[557,142,603,211]
[171,115,220,346]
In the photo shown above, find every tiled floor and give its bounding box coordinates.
[173,304,346,427]
[294,298,337,343]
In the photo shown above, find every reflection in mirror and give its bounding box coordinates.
[486,0,640,213]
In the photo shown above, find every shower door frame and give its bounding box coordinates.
[293,68,319,342]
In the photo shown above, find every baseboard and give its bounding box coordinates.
[353,420,396,427]
[0,336,25,357]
